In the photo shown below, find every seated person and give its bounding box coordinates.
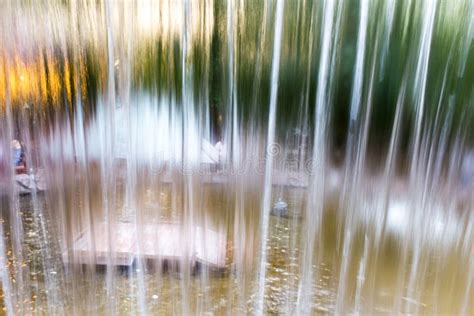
[11,139,26,174]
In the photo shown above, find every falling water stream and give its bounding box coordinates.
[0,0,473,315]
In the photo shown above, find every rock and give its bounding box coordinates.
[14,169,47,194]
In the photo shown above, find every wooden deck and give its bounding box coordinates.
[64,222,227,268]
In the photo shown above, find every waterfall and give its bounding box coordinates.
[0,0,472,314]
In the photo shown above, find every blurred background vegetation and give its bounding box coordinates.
[1,0,473,158]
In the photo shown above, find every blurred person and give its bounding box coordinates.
[11,139,26,174]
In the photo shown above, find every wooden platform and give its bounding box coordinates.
[64,222,227,268]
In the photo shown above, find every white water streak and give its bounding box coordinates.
[255,0,285,314]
